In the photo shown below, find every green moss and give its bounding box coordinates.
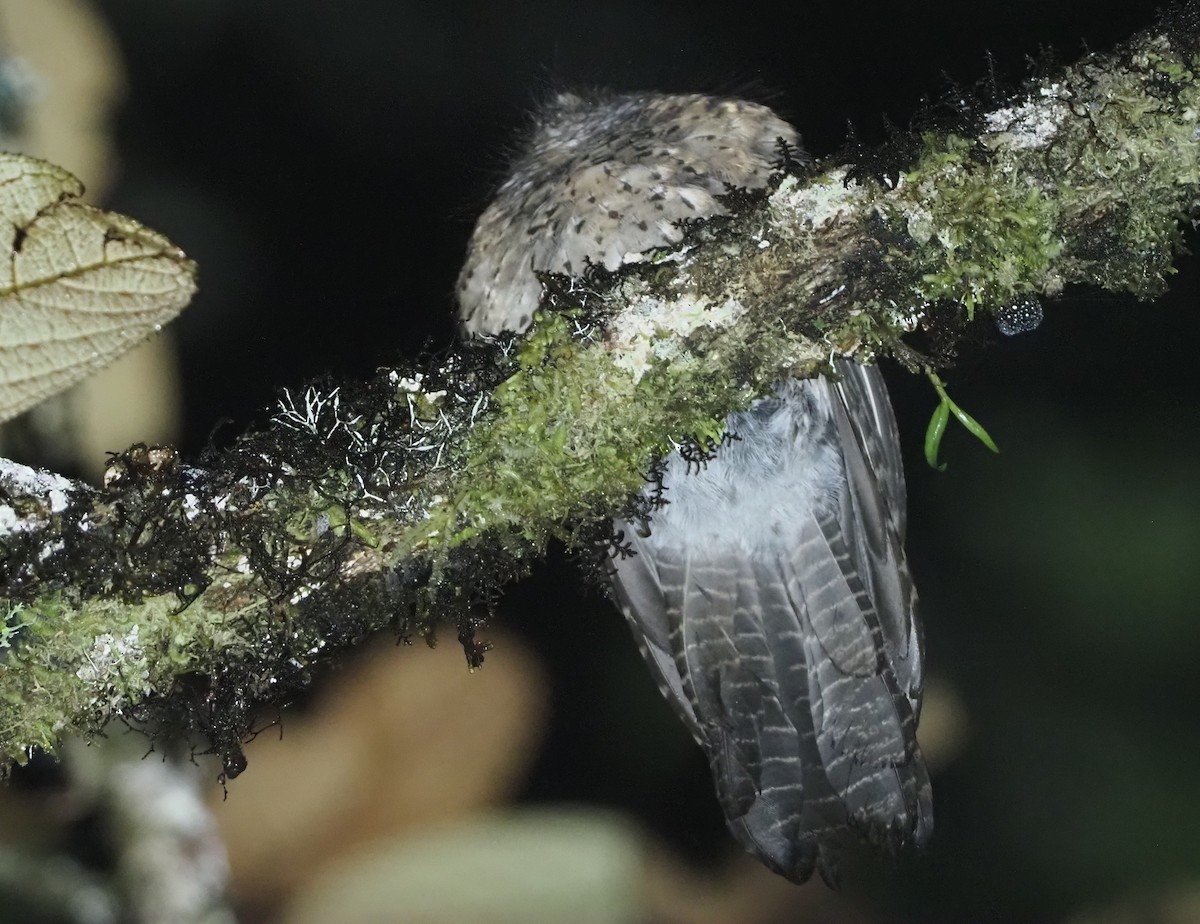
[416,306,745,562]
[1043,39,1200,294]
[892,134,1064,316]
[0,574,270,764]
[874,30,1200,325]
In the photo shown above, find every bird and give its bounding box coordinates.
[455,89,932,884]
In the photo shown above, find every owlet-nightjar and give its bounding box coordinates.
[456,90,932,884]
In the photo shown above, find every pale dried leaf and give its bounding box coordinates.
[0,153,196,423]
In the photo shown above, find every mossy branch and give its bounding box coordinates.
[2,15,1198,772]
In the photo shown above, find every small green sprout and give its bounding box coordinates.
[924,371,999,470]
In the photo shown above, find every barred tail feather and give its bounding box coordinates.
[610,362,932,884]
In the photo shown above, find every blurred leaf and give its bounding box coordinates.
[281,810,646,924]
[0,154,195,423]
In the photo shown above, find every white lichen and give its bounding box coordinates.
[606,291,749,381]
[769,169,865,232]
[76,626,151,706]
[0,458,77,522]
[983,85,1070,152]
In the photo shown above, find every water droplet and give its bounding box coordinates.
[996,295,1043,335]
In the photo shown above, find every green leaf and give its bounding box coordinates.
[925,398,950,470]
[926,371,1000,468]
[946,400,1000,453]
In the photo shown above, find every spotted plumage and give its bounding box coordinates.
[456,90,931,884]
[457,91,797,337]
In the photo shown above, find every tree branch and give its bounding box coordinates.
[2,13,1198,772]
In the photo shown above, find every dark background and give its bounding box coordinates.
[78,1,1200,921]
